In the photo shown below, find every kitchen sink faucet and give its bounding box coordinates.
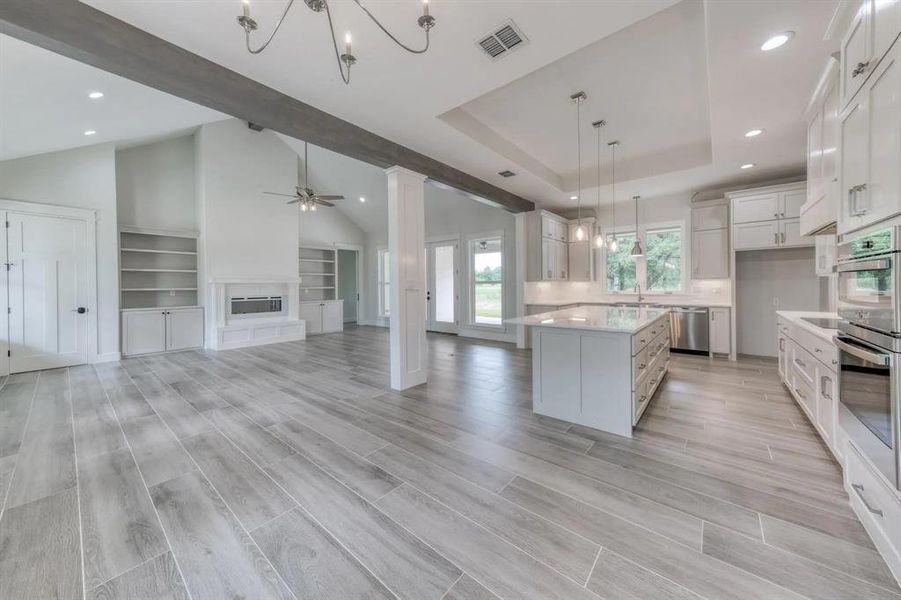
[634,283,644,302]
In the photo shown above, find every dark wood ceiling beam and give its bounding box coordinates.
[0,0,534,213]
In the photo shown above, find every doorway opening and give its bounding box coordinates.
[337,248,360,324]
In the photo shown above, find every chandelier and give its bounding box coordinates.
[237,0,436,85]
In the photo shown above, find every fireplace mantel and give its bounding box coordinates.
[207,277,305,350]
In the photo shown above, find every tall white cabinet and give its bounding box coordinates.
[298,245,344,335]
[119,228,203,356]
[526,210,570,281]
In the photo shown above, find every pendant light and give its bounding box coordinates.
[630,195,644,257]
[592,120,606,248]
[571,91,587,242]
[607,140,620,252]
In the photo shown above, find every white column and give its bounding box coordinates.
[386,166,428,390]
[514,212,527,349]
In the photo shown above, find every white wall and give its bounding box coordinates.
[736,247,823,357]
[299,205,366,247]
[0,143,119,360]
[116,135,196,231]
[362,183,518,342]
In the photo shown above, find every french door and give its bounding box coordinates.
[3,210,89,374]
[425,240,459,334]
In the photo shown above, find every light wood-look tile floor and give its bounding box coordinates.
[0,325,899,599]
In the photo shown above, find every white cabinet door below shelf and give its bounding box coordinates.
[321,301,343,333]
[299,302,323,335]
[122,311,166,356]
[166,307,204,351]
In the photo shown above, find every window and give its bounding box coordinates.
[605,232,637,292]
[469,237,503,327]
[377,248,390,317]
[646,227,683,292]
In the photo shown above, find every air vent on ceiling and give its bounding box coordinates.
[478,20,528,60]
[498,170,516,178]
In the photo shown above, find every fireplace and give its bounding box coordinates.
[208,277,304,350]
[230,296,284,317]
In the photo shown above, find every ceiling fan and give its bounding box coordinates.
[264,141,344,211]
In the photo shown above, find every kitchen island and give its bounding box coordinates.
[507,305,671,436]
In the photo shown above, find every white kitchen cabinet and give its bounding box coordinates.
[732,193,780,224]
[815,235,837,275]
[802,58,840,236]
[692,204,728,230]
[817,367,837,449]
[692,228,729,279]
[779,218,809,247]
[528,210,570,281]
[299,300,344,335]
[122,307,203,356]
[839,39,901,234]
[733,220,780,250]
[780,190,806,220]
[841,0,901,109]
[709,307,730,354]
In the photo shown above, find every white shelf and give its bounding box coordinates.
[121,248,197,255]
[121,268,198,273]
[122,287,198,292]
[298,258,335,263]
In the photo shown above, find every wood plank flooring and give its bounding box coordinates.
[0,325,898,599]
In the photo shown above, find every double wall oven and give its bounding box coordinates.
[836,226,901,489]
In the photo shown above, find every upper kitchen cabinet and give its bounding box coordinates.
[690,200,729,279]
[730,183,813,251]
[801,57,840,236]
[526,210,570,281]
[839,35,901,234]
[840,0,901,110]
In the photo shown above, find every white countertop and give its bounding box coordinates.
[507,305,670,333]
[526,300,732,308]
[776,310,840,343]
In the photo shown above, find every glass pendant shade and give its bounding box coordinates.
[630,239,644,257]
[593,232,604,248]
[574,225,585,241]
[608,237,618,252]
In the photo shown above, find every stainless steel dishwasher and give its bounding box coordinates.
[669,306,709,353]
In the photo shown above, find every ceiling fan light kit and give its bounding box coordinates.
[237,0,435,85]
[264,141,345,211]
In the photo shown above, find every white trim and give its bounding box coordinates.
[95,351,122,363]
[465,230,506,330]
[376,246,390,319]
[0,198,101,369]
[425,236,461,335]
[601,218,688,295]
[119,224,199,238]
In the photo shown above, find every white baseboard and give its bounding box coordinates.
[92,352,121,364]
[458,327,515,344]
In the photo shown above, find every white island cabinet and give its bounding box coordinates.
[508,306,670,437]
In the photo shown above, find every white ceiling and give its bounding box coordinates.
[0,34,226,161]
[4,1,842,211]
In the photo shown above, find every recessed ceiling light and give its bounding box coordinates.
[84,130,97,136]
[740,163,756,170]
[88,91,104,99]
[359,196,366,203]
[570,195,578,200]
[744,128,764,137]
[761,31,794,52]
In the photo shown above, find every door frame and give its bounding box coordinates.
[0,198,99,375]
[334,242,363,325]
[425,235,460,334]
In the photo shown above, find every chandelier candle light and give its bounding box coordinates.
[237,0,435,85]
[571,91,587,242]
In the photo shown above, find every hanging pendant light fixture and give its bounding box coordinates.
[592,120,606,249]
[570,91,587,241]
[630,195,644,257]
[607,140,620,252]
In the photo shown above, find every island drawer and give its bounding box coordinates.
[632,346,651,388]
[632,317,667,355]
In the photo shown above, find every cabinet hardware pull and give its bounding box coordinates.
[852,483,883,516]
[815,348,821,353]
[638,363,646,370]
[781,232,785,244]
[794,387,806,400]
[774,232,778,244]
[820,376,832,399]
[832,359,838,365]
[852,61,870,77]
[779,339,785,350]
[794,357,806,368]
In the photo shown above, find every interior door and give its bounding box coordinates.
[426,241,458,334]
[7,211,88,372]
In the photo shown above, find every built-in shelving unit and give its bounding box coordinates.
[299,246,337,301]
[120,229,200,309]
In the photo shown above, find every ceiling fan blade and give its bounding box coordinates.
[264,191,302,198]
[312,199,335,207]
[313,195,344,201]
[285,198,302,205]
